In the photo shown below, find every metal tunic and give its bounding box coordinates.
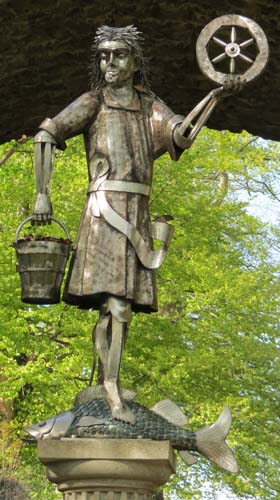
[40,88,183,313]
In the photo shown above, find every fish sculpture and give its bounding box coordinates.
[25,386,238,473]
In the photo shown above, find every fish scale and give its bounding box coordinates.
[25,399,238,472]
[66,398,197,451]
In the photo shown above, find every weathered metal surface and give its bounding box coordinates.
[25,395,238,473]
[30,28,190,423]
[196,15,269,85]
[41,88,180,311]
[14,216,71,304]
[27,23,266,425]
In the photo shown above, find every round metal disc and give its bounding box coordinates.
[196,15,269,85]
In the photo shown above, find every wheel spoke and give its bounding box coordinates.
[239,53,254,64]
[240,38,254,48]
[230,58,236,74]
[213,36,227,47]
[212,52,226,64]
[196,14,269,86]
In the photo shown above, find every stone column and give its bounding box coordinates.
[38,438,176,499]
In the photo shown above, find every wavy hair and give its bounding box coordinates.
[89,25,150,90]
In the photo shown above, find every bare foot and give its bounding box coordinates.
[104,380,136,425]
[111,403,136,425]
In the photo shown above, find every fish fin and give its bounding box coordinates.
[121,389,137,401]
[196,407,238,473]
[77,416,104,427]
[151,399,188,426]
[74,385,104,405]
[74,385,137,406]
[179,450,198,465]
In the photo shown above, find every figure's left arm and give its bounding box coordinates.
[173,77,243,150]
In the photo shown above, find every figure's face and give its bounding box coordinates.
[98,40,137,87]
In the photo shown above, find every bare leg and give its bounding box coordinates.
[94,314,110,370]
[97,357,104,386]
[94,298,136,425]
[94,315,112,385]
[104,316,136,424]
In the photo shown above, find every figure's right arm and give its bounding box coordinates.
[32,92,99,225]
[32,130,56,225]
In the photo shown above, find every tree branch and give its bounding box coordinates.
[239,136,258,152]
[0,136,31,167]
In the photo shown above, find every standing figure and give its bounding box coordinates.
[32,26,238,424]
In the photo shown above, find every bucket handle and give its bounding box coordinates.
[14,216,71,245]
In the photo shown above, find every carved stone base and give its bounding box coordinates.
[38,438,176,499]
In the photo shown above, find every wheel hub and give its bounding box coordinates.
[225,43,240,58]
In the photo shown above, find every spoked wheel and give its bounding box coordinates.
[196,15,269,85]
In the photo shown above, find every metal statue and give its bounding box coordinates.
[31,19,268,426]
[25,386,238,473]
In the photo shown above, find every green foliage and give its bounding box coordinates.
[0,129,279,498]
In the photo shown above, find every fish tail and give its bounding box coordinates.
[195,407,238,473]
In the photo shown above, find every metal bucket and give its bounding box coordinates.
[14,216,72,304]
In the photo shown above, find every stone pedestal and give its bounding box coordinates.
[38,438,176,499]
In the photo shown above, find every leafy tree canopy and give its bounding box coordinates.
[0,128,279,499]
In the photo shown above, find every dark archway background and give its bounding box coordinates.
[0,0,278,143]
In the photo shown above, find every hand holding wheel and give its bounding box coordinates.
[196,15,269,87]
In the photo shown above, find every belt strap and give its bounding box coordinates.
[88,179,151,196]
[96,191,174,270]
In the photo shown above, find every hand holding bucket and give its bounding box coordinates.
[14,216,72,304]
